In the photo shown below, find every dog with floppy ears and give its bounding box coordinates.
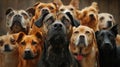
[0,34,19,67]
[6,8,31,34]
[16,31,44,67]
[69,25,99,67]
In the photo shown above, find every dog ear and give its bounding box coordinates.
[16,32,25,43]
[26,7,35,17]
[34,2,40,7]
[70,0,79,9]
[35,32,43,40]
[53,0,63,8]
[66,12,80,27]
[110,24,118,36]
[6,8,13,15]
[91,2,99,12]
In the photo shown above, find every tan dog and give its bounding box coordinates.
[77,2,99,31]
[16,32,44,67]
[0,34,19,67]
[54,0,79,19]
[27,2,57,28]
[69,25,98,67]
[98,13,115,30]
[6,8,30,34]
[98,13,120,46]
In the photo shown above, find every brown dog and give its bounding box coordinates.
[77,2,99,31]
[27,2,57,28]
[54,0,80,19]
[16,32,44,67]
[0,34,19,67]
[6,8,31,34]
[69,25,98,67]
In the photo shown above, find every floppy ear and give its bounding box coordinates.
[70,0,79,9]
[16,32,25,43]
[66,12,80,27]
[110,24,118,37]
[53,0,63,8]
[26,7,35,17]
[6,8,13,15]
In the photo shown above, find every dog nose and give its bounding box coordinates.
[107,21,112,27]
[53,23,62,30]
[89,14,95,19]
[4,44,11,51]
[14,14,21,18]
[79,35,86,47]
[42,9,49,14]
[25,50,31,54]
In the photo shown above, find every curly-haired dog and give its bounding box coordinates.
[37,13,80,67]
[77,2,99,31]
[0,34,19,67]
[16,32,44,67]
[6,8,30,34]
[69,25,98,67]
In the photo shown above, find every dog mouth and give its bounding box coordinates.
[73,53,83,61]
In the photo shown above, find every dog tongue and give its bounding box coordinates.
[77,55,83,61]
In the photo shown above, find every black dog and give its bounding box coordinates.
[95,25,119,67]
[36,13,80,67]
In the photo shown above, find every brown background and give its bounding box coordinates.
[0,0,120,35]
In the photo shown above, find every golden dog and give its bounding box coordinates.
[0,34,19,67]
[77,2,99,31]
[69,25,98,67]
[16,32,44,67]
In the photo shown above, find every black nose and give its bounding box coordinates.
[78,35,85,47]
[24,50,34,60]
[4,44,11,52]
[42,9,49,14]
[89,14,95,19]
[53,23,63,30]
[13,14,21,22]
[107,21,112,27]
[25,50,31,54]
[14,14,21,18]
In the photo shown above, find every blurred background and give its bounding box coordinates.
[0,0,120,35]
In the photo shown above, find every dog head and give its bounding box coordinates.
[6,8,30,34]
[95,25,118,54]
[0,34,18,54]
[16,32,43,60]
[54,0,79,18]
[78,2,99,26]
[27,2,57,20]
[98,13,115,30]
[69,25,97,61]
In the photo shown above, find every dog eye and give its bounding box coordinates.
[32,41,37,45]
[60,9,64,12]
[39,6,43,10]
[8,12,14,17]
[100,17,104,21]
[70,8,74,11]
[21,41,26,46]
[10,38,16,45]
[21,13,28,19]
[49,6,54,10]
[109,16,112,19]
[85,31,90,34]
[0,40,4,46]
[74,31,79,34]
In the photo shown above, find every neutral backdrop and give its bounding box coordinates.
[0,0,120,35]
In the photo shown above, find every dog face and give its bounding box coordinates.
[16,32,43,60]
[79,2,98,25]
[70,25,96,60]
[54,0,79,18]
[95,25,117,52]
[6,8,30,33]
[98,13,115,30]
[0,34,18,53]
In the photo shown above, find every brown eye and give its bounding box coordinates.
[8,12,14,17]
[32,40,37,45]
[70,8,74,11]
[49,6,54,10]
[10,38,16,45]
[21,41,26,46]
[109,16,112,19]
[39,6,43,10]
[74,31,79,34]
[0,40,3,46]
[60,9,64,12]
[21,13,28,19]
[85,31,90,34]
[100,17,104,21]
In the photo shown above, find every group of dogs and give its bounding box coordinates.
[0,0,120,67]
